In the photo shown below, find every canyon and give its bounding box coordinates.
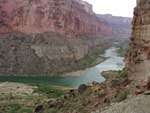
[0,0,111,76]
[35,0,150,113]
[2,0,150,113]
[0,0,131,76]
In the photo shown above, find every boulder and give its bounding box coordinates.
[78,84,88,94]
[34,105,44,113]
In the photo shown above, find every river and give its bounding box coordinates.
[0,47,124,88]
[45,47,124,88]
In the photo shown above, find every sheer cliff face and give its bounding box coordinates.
[126,0,150,81]
[0,0,111,37]
[0,0,112,76]
[0,0,132,76]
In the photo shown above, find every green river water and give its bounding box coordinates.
[0,47,124,88]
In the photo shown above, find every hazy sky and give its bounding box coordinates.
[83,0,136,17]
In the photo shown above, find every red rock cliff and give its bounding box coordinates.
[0,0,113,76]
[0,0,112,37]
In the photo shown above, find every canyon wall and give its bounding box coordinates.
[97,14,132,40]
[0,0,112,76]
[0,0,132,76]
[0,32,110,76]
[126,0,150,82]
[0,0,111,37]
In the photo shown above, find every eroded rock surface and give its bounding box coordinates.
[126,0,150,82]
[0,32,110,76]
[0,0,111,37]
[0,0,131,76]
[0,0,113,76]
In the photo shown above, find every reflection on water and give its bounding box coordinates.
[47,47,124,88]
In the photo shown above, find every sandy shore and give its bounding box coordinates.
[63,56,106,77]
[62,70,85,77]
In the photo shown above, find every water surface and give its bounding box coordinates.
[45,47,124,87]
[0,47,124,88]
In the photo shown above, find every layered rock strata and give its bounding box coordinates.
[0,0,113,76]
[0,32,109,76]
[0,0,131,76]
[126,0,150,82]
[0,0,111,37]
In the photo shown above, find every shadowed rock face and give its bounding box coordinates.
[126,0,150,82]
[0,0,112,37]
[0,32,111,76]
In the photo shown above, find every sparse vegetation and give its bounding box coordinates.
[64,47,106,73]
[117,47,126,57]
[0,94,46,113]
[0,83,66,113]
[33,85,65,98]
[101,69,128,80]
[7,104,21,113]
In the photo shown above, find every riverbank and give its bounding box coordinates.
[1,56,148,113]
[0,47,124,88]
[0,47,128,113]
[116,47,127,57]
[63,56,106,77]
[38,69,131,113]
[0,69,129,113]
[0,54,106,88]
[60,47,108,76]
[0,55,107,87]
[0,32,113,76]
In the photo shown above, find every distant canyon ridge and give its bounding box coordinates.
[0,0,131,76]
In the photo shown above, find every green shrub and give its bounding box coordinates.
[117,47,127,57]
[7,104,21,113]
[33,85,65,98]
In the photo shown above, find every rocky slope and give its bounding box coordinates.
[95,1,150,112]
[34,0,150,112]
[92,0,150,113]
[126,0,150,83]
[100,94,150,113]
